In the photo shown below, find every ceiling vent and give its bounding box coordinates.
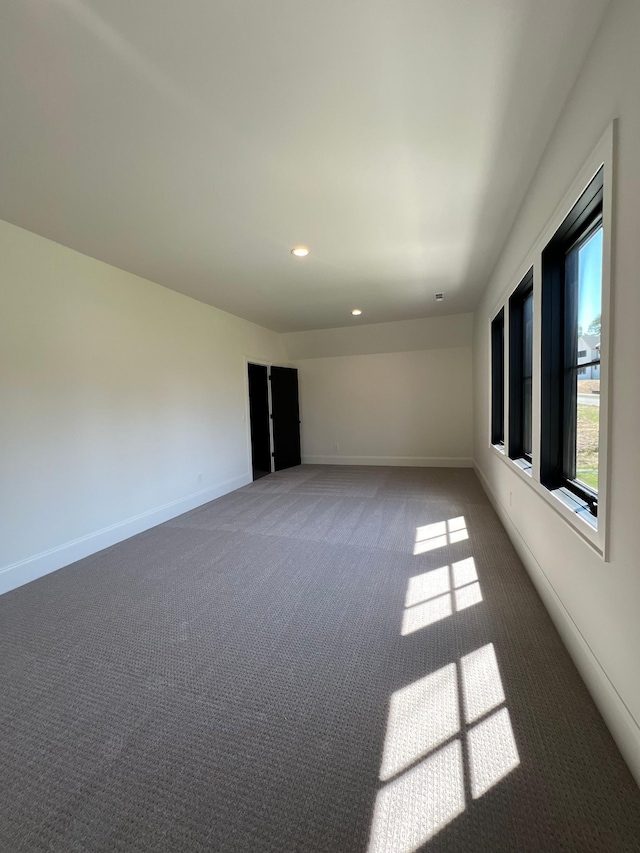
[435,292,444,302]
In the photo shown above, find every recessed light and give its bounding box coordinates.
[435,292,444,302]
[291,246,309,257]
[351,309,362,316]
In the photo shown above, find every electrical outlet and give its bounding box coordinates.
[197,473,204,485]
[333,443,340,451]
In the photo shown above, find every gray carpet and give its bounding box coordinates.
[1,465,639,852]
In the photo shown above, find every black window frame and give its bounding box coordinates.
[491,308,505,447]
[508,268,534,462]
[541,166,603,517]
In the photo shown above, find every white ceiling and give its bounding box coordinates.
[0,0,610,332]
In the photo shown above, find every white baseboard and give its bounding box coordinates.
[474,461,640,788]
[0,473,251,596]
[302,455,473,468]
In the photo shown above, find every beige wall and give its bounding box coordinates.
[285,316,474,466]
[0,219,287,593]
[473,0,640,783]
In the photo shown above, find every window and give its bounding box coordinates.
[491,308,505,447]
[541,167,603,518]
[508,269,533,461]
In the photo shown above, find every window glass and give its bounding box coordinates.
[491,309,505,446]
[567,226,602,491]
[508,270,533,462]
[522,290,533,457]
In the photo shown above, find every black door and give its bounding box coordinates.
[248,363,271,480]
[270,366,301,471]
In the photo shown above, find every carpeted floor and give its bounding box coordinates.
[1,465,640,852]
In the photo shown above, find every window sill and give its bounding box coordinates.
[511,457,532,475]
[551,487,597,530]
[492,446,605,558]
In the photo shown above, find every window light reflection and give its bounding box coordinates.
[413,517,468,555]
[401,558,482,636]
[452,556,478,588]
[370,644,519,850]
[401,593,453,635]
[467,707,520,799]
[460,643,505,724]
[454,581,483,612]
[368,740,465,853]
[405,566,450,607]
[379,664,459,782]
[371,548,521,852]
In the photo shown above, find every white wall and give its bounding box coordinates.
[283,314,473,360]
[0,219,287,594]
[284,315,473,466]
[473,0,640,783]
